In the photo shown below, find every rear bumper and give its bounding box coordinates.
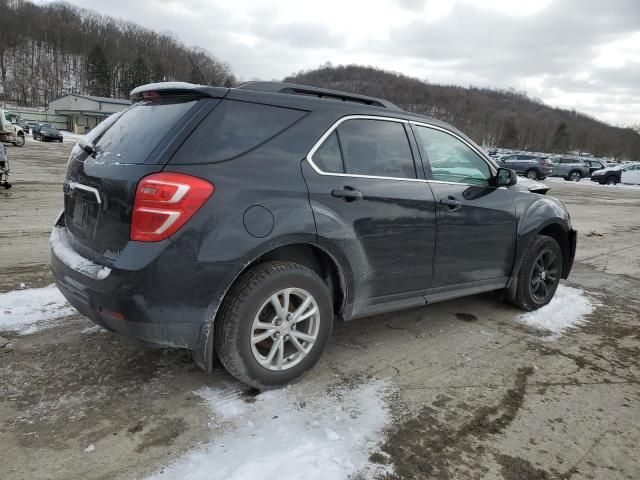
[50,224,241,353]
[53,276,203,348]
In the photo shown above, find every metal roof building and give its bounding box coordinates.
[46,94,131,133]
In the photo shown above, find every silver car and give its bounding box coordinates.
[549,157,590,181]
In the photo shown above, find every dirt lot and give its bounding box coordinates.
[1,138,639,480]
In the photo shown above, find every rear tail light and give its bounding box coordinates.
[131,172,214,242]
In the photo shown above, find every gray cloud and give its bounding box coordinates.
[252,21,346,49]
[53,0,640,125]
[387,0,640,82]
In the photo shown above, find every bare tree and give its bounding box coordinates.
[0,0,235,107]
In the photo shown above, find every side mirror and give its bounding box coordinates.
[495,167,517,187]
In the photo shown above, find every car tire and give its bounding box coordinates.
[526,169,539,180]
[214,261,333,389]
[569,171,582,182]
[13,135,25,147]
[511,235,563,311]
[605,176,618,185]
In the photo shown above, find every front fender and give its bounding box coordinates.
[506,194,574,297]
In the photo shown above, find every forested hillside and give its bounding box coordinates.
[285,65,640,160]
[0,0,235,108]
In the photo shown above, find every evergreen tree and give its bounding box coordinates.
[86,45,111,97]
[500,117,519,148]
[124,56,149,94]
[551,122,570,152]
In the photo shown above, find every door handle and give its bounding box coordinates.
[331,186,363,202]
[439,195,462,211]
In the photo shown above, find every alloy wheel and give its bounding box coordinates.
[570,172,581,181]
[250,287,321,371]
[527,170,538,180]
[529,249,559,303]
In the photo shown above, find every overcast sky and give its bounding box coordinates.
[42,0,640,126]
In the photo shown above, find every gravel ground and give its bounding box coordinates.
[1,138,639,480]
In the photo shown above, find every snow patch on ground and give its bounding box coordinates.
[148,379,393,480]
[60,130,86,143]
[518,285,596,338]
[0,285,75,334]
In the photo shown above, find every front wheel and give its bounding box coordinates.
[569,171,582,182]
[526,169,539,180]
[511,235,562,311]
[215,261,333,389]
[605,176,618,185]
[13,135,25,147]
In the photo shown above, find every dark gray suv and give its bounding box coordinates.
[499,154,553,180]
[50,82,576,388]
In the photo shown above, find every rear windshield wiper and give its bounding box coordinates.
[79,140,97,158]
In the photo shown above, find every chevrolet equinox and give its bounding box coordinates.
[51,81,577,388]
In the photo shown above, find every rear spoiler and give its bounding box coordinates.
[130,82,229,103]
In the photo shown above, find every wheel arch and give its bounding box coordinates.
[195,240,349,372]
[506,196,574,301]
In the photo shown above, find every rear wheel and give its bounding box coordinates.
[511,235,562,311]
[215,261,333,389]
[526,169,539,180]
[569,170,582,182]
[605,176,617,185]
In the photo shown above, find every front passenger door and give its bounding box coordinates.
[412,124,517,293]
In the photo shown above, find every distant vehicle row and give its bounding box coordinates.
[498,153,639,185]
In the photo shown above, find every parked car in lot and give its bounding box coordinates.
[17,119,30,134]
[33,123,63,142]
[498,154,553,180]
[25,121,39,133]
[583,159,605,176]
[591,163,640,185]
[549,157,590,181]
[50,81,576,388]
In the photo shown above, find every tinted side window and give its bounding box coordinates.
[414,126,491,185]
[336,119,416,179]
[173,100,306,164]
[313,131,344,173]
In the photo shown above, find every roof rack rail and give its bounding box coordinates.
[236,81,401,110]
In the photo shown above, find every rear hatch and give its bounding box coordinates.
[63,96,218,264]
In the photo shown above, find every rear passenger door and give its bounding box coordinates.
[302,116,437,317]
[411,123,517,296]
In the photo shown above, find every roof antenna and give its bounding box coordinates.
[188,55,206,85]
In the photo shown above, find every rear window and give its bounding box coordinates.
[171,100,306,164]
[90,99,198,164]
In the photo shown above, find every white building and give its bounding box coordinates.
[46,94,131,133]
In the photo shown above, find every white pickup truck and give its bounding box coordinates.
[0,109,26,147]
